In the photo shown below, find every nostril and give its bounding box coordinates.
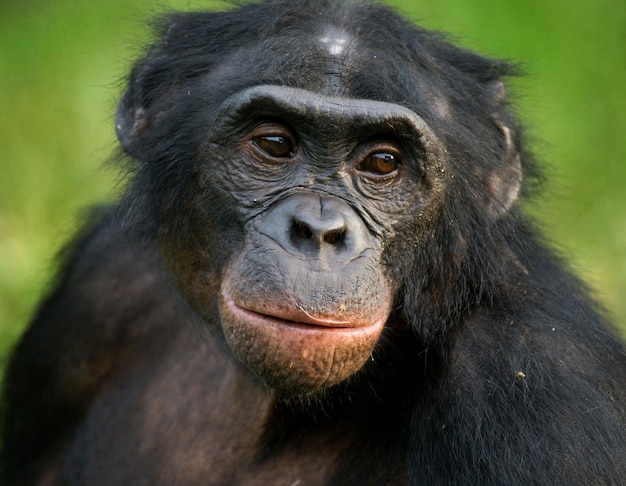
[294,221,313,240]
[290,219,346,249]
[323,230,344,245]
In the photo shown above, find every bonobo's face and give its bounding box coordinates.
[161,85,446,394]
[115,5,521,397]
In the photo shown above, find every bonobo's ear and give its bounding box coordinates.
[115,88,150,158]
[115,67,184,159]
[114,9,241,159]
[115,17,188,159]
[486,81,522,219]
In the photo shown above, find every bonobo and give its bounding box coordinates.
[2,0,625,484]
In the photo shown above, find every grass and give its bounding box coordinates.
[0,0,625,373]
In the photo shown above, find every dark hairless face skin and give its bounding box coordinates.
[1,1,625,485]
[164,86,446,393]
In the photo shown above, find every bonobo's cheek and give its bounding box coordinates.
[218,284,389,395]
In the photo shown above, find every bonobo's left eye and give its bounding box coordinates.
[249,123,296,159]
[357,143,402,177]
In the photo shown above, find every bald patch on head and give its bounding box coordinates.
[318,28,351,56]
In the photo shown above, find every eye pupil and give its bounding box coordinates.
[253,135,293,158]
[376,153,394,172]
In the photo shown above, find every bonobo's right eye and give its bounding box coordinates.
[249,123,296,159]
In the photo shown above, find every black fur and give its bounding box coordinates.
[2,1,625,484]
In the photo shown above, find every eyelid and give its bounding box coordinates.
[248,122,297,158]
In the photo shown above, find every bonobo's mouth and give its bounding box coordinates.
[220,288,386,335]
[218,287,387,391]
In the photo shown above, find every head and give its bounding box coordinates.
[115,0,526,396]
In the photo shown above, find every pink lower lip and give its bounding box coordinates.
[222,290,382,332]
[219,287,388,391]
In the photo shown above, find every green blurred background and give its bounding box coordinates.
[0,0,625,374]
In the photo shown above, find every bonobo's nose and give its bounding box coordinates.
[289,200,347,249]
[256,193,372,260]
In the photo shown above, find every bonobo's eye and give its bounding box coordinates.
[357,143,402,177]
[249,123,296,159]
